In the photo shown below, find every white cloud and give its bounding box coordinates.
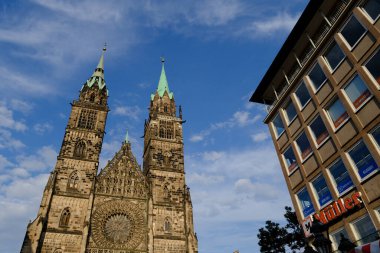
[17,146,57,172]
[251,132,270,142]
[0,102,27,131]
[190,110,261,142]
[202,151,225,161]
[188,172,224,185]
[113,106,141,120]
[240,11,300,38]
[0,129,25,150]
[33,122,53,134]
[10,99,33,114]
[0,155,13,171]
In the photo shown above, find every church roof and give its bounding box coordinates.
[151,58,174,101]
[82,46,108,94]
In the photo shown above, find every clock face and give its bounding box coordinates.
[105,214,131,244]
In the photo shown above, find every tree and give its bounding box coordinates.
[257,206,305,253]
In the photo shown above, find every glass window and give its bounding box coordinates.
[309,63,327,91]
[365,50,380,85]
[284,101,297,123]
[324,42,345,71]
[329,159,354,194]
[273,114,285,137]
[310,116,329,145]
[330,228,349,251]
[284,146,298,173]
[296,132,313,160]
[312,174,333,207]
[344,75,372,109]
[326,98,349,128]
[297,188,315,217]
[371,125,380,146]
[349,140,379,179]
[352,215,377,245]
[341,16,367,48]
[363,0,380,21]
[295,82,311,108]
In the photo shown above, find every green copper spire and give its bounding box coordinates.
[151,57,174,100]
[125,129,129,143]
[82,45,108,93]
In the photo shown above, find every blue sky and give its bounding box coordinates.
[0,0,308,252]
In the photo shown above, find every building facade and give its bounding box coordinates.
[20,51,198,253]
[251,0,380,251]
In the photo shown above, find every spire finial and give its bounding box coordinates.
[161,56,165,64]
[103,42,107,52]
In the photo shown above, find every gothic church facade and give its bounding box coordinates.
[20,49,198,253]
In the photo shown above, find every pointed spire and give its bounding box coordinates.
[92,44,106,79]
[151,57,174,100]
[125,129,129,143]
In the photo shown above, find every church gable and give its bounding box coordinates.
[95,141,148,199]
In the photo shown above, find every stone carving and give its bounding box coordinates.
[92,200,145,249]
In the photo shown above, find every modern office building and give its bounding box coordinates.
[251,0,380,250]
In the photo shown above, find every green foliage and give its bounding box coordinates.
[257,206,305,253]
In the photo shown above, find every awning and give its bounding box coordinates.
[350,239,380,253]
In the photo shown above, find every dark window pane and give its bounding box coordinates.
[285,101,297,123]
[309,63,327,90]
[312,174,333,206]
[273,114,285,137]
[310,116,329,145]
[284,147,298,173]
[327,99,349,128]
[353,215,377,244]
[295,82,311,107]
[297,188,315,217]
[341,16,366,47]
[324,42,345,70]
[366,50,380,85]
[296,132,312,159]
[329,159,353,194]
[344,75,371,109]
[349,141,379,178]
[363,0,380,21]
[372,126,380,146]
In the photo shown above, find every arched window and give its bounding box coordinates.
[54,249,62,253]
[163,184,169,199]
[164,105,168,112]
[159,127,165,138]
[164,217,171,232]
[59,208,71,227]
[167,129,173,139]
[74,141,86,158]
[67,171,79,190]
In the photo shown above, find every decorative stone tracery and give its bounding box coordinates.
[91,200,146,249]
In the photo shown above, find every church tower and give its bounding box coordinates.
[143,59,198,253]
[21,48,109,253]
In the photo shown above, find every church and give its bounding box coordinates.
[20,48,198,253]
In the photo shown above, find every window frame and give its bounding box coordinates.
[342,74,373,112]
[370,124,380,149]
[283,100,298,125]
[323,40,346,73]
[308,62,328,93]
[327,158,354,196]
[325,97,350,131]
[296,187,315,218]
[330,227,349,251]
[294,81,312,110]
[309,115,330,148]
[351,214,378,245]
[283,145,298,175]
[363,47,380,89]
[272,113,285,139]
[361,0,380,23]
[348,140,379,181]
[311,174,333,208]
[295,132,313,162]
[340,14,368,50]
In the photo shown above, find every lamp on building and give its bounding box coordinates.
[338,233,356,253]
[311,220,332,253]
